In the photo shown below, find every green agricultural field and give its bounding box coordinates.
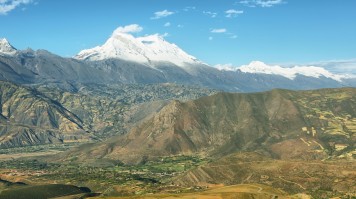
[0,184,91,199]
[0,155,209,196]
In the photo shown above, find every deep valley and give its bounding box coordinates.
[1,4,356,197]
[0,83,355,199]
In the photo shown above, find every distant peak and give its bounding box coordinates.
[239,61,347,81]
[0,38,9,43]
[249,60,267,67]
[0,38,17,55]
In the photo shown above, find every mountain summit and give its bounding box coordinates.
[0,38,17,55]
[75,31,201,67]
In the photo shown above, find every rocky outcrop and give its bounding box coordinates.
[0,81,90,148]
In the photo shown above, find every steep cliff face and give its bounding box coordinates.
[0,81,90,148]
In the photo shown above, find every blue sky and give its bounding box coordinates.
[1,0,356,71]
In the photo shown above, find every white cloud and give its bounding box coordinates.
[113,24,143,35]
[151,9,174,19]
[215,63,236,71]
[240,0,285,8]
[208,36,213,41]
[203,11,217,18]
[0,0,32,15]
[183,6,196,11]
[164,22,171,27]
[211,28,227,33]
[230,35,238,39]
[225,9,244,18]
[160,32,169,37]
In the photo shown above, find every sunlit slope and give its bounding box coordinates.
[0,81,90,147]
[59,88,355,164]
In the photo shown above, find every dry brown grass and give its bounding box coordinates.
[92,184,290,199]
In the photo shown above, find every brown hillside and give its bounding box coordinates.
[0,81,91,147]
[58,88,356,164]
[174,152,356,195]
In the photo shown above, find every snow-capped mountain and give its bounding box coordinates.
[0,36,355,92]
[218,61,349,82]
[0,38,17,55]
[75,32,201,67]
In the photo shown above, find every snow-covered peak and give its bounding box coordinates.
[0,38,17,55]
[137,34,200,66]
[238,61,347,82]
[75,31,201,67]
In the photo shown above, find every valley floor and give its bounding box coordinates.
[93,184,291,199]
[0,151,355,199]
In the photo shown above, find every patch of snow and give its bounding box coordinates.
[75,31,201,68]
[0,38,17,55]
[238,61,348,82]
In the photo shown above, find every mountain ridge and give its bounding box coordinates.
[0,81,217,148]
[0,36,355,92]
[54,87,355,165]
[0,81,93,148]
[238,61,349,82]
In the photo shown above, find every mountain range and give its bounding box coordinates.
[54,87,355,165]
[0,28,355,198]
[1,30,355,92]
[0,81,216,148]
